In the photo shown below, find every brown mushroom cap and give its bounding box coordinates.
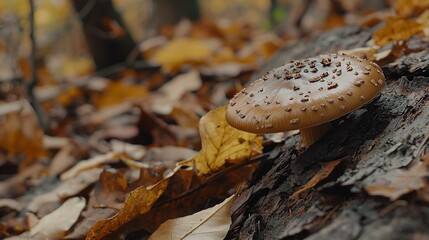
[226,53,385,133]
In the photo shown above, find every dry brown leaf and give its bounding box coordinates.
[30,197,86,239]
[95,81,148,108]
[85,102,133,125]
[93,169,128,209]
[28,168,102,212]
[60,152,122,180]
[138,164,255,233]
[183,105,263,175]
[149,195,235,240]
[395,0,429,17]
[86,175,169,240]
[170,105,200,128]
[290,159,343,198]
[154,38,214,71]
[0,110,47,167]
[148,70,202,115]
[365,162,429,201]
[373,17,422,46]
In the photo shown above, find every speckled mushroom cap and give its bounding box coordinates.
[226,53,385,133]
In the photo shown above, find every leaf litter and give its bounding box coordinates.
[1,1,429,239]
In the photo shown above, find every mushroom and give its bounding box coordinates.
[226,53,385,147]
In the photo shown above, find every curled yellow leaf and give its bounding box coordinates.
[187,105,263,175]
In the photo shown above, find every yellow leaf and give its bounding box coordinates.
[86,177,169,240]
[149,195,235,240]
[154,38,213,71]
[186,105,263,175]
[395,0,429,17]
[95,81,148,108]
[373,17,422,46]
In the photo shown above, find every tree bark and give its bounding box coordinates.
[227,23,429,239]
[71,0,138,71]
[151,0,200,31]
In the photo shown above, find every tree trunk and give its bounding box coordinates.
[71,0,138,71]
[151,0,200,31]
[227,23,429,239]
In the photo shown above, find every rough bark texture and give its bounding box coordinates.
[227,23,429,240]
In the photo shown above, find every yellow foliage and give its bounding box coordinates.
[395,0,429,17]
[95,81,148,108]
[57,86,81,106]
[154,38,213,71]
[184,105,263,175]
[373,17,422,46]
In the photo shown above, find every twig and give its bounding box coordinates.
[27,0,48,130]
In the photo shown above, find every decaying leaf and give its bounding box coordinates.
[183,105,263,175]
[86,175,170,240]
[365,162,429,201]
[149,195,235,240]
[30,197,86,239]
[373,17,422,46]
[291,159,343,198]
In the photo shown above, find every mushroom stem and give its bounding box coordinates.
[299,122,332,147]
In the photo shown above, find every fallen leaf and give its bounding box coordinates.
[373,17,422,46]
[365,162,429,201]
[60,152,122,180]
[66,208,117,239]
[153,38,213,71]
[86,176,169,240]
[170,105,200,128]
[93,168,128,209]
[110,139,147,160]
[30,197,86,239]
[134,106,177,146]
[56,86,82,106]
[28,168,102,212]
[290,159,343,198]
[84,102,133,125]
[0,109,47,168]
[95,81,148,108]
[148,70,202,115]
[149,195,235,240]
[183,105,263,175]
[395,0,429,17]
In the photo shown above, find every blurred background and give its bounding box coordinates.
[0,0,390,85]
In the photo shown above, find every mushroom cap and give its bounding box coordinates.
[226,53,385,133]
